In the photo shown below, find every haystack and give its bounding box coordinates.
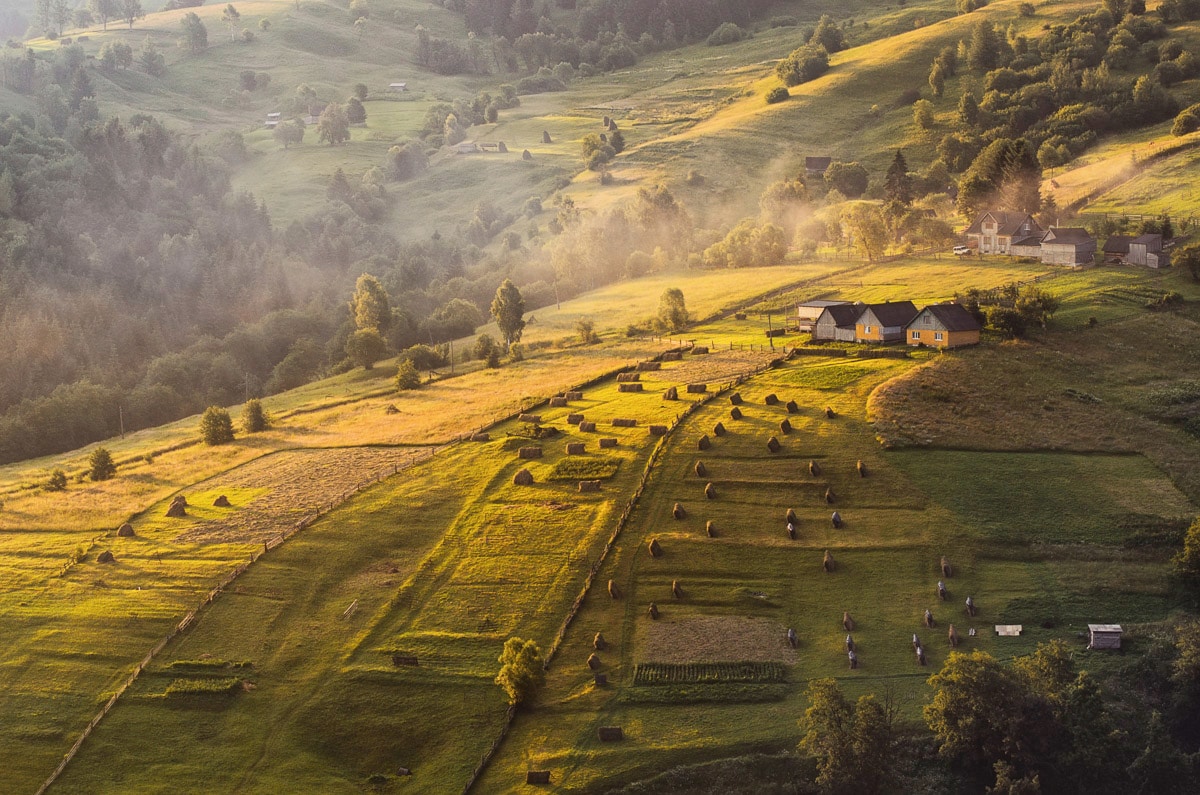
[518,447,543,459]
[566,442,585,455]
[213,495,231,507]
[825,406,836,419]
[662,351,682,361]
[587,653,600,670]
[612,418,637,427]
[698,435,711,451]
[599,437,617,448]
[594,673,608,686]
[649,425,668,437]
[692,346,709,354]
[117,523,135,537]
[823,550,835,572]
[694,461,707,477]
[513,469,534,486]
[686,384,707,394]
[809,460,821,477]
[594,632,606,650]
[166,498,187,518]
[470,432,491,442]
[647,603,659,619]
[672,503,685,520]
[713,422,726,436]
[565,391,583,401]
[637,361,661,372]
[856,460,867,477]
[663,386,678,400]
[786,400,799,414]
[780,419,792,434]
[598,726,624,741]
[617,372,641,382]
[549,397,567,407]
[706,521,716,537]
[617,383,643,393]
[519,413,543,424]
[704,482,716,499]
[384,404,400,415]
[671,579,682,599]
[608,580,620,599]
[648,538,662,557]
[580,421,597,432]
[729,407,743,420]
[567,413,584,424]
[527,771,552,785]
[729,393,743,406]
[843,611,854,631]
[97,550,115,564]
[764,393,779,405]
[578,480,601,493]
[767,436,781,453]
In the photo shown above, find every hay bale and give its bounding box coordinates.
[612,418,637,427]
[713,422,726,436]
[948,624,959,648]
[166,500,187,518]
[617,372,641,383]
[384,404,400,415]
[470,432,491,442]
[938,581,948,601]
[845,634,855,652]
[542,130,552,143]
[694,461,707,477]
[824,488,834,504]
[173,495,189,507]
[647,537,663,557]
[549,397,568,407]
[941,556,952,577]
[647,603,659,620]
[579,421,597,432]
[579,480,601,493]
[686,384,707,394]
[924,609,935,628]
[527,771,552,785]
[848,650,858,669]
[587,653,600,670]
[594,632,606,650]
[608,580,620,599]
[97,550,115,564]
[662,351,682,361]
[786,400,800,414]
[787,627,798,648]
[965,596,977,617]
[598,726,624,741]
[692,346,709,355]
[599,437,618,449]
[671,579,682,599]
[649,425,668,437]
[856,460,867,477]
[566,442,586,455]
[823,550,835,573]
[602,115,611,126]
[117,523,135,537]
[786,508,798,524]
[698,435,711,451]
[637,361,661,371]
[567,413,584,424]
[392,655,418,666]
[565,391,583,401]
[704,482,716,499]
[843,611,854,631]
[213,495,231,507]
[663,386,678,401]
[518,446,543,459]
[787,522,796,540]
[617,383,643,393]
[765,393,779,405]
[513,469,534,486]
[706,521,716,538]
[672,503,686,520]
[831,511,842,529]
[734,312,747,320]
[729,393,743,406]
[767,436,781,453]
[519,413,543,424]
[780,419,792,434]
[916,646,927,666]
[825,406,836,419]
[594,673,608,686]
[729,407,743,421]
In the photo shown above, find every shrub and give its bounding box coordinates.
[47,469,68,491]
[507,343,525,363]
[241,398,269,433]
[707,22,746,46]
[199,407,235,445]
[88,447,117,481]
[775,44,829,86]
[164,677,242,697]
[395,359,421,390]
[766,86,790,104]
[576,318,598,344]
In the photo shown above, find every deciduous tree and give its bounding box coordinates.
[199,406,235,445]
[317,102,350,145]
[88,447,117,480]
[490,278,526,349]
[241,398,268,433]
[494,637,545,707]
[181,12,208,53]
[350,273,392,333]
[654,287,688,333]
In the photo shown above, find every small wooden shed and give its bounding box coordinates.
[1088,624,1122,650]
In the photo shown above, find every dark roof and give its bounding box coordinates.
[820,304,862,327]
[917,303,981,332]
[862,301,918,327]
[964,211,1040,237]
[1103,235,1133,254]
[1132,233,1163,249]
[1011,235,1043,248]
[799,299,851,309]
[805,156,832,172]
[1043,227,1093,245]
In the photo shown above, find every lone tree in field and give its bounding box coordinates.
[181,12,208,54]
[120,0,143,29]
[200,406,235,445]
[494,636,545,707]
[221,3,240,40]
[273,119,304,149]
[317,102,351,145]
[87,444,115,482]
[241,398,269,433]
[89,448,117,481]
[800,678,898,795]
[395,359,421,390]
[654,288,688,334]
[490,279,525,351]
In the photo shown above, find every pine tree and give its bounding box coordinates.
[88,447,117,480]
[199,406,235,445]
[885,150,913,206]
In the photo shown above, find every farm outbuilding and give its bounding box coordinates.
[906,303,981,349]
[389,82,407,92]
[855,301,918,343]
[1039,227,1096,267]
[811,304,861,342]
[1129,234,1166,267]
[1088,624,1122,649]
[796,299,851,332]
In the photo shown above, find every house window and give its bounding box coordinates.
[911,331,920,339]
[864,326,872,334]
[935,332,943,341]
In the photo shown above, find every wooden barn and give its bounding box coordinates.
[855,301,918,343]
[1039,227,1096,267]
[796,299,851,332]
[1088,624,1122,650]
[1129,233,1167,267]
[906,303,981,348]
[812,303,861,342]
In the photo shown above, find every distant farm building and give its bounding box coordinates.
[796,300,851,332]
[907,303,981,349]
[388,82,407,92]
[304,103,327,125]
[855,301,919,343]
[1129,233,1167,267]
[1088,624,1122,650]
[265,111,281,129]
[1039,227,1096,267]
[805,156,832,176]
[812,303,862,342]
[965,211,1042,255]
[456,142,479,154]
[1103,234,1133,262]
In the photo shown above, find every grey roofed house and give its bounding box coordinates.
[1010,234,1043,258]
[805,156,833,175]
[964,211,1042,254]
[797,299,851,330]
[1103,234,1134,256]
[812,303,862,342]
[917,302,981,332]
[859,300,919,329]
[1040,227,1096,266]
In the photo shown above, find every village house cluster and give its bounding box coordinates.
[965,211,1169,268]
[797,300,982,349]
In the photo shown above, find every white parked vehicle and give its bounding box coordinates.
[953,245,971,256]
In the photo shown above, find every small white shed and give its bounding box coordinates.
[1088,624,1122,650]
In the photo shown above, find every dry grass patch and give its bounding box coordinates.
[636,616,798,664]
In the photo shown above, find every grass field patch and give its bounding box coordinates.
[548,456,622,481]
